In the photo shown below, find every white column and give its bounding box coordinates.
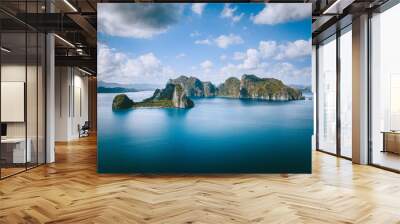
[55,67,74,141]
[46,32,55,163]
[45,0,55,164]
[352,14,369,164]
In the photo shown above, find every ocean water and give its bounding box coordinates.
[98,91,313,173]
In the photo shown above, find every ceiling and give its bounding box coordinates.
[0,0,391,75]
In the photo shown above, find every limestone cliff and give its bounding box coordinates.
[218,75,303,100]
[169,76,217,97]
[172,84,194,108]
[112,94,134,110]
[112,74,303,111]
[112,83,194,110]
[217,77,241,97]
[238,75,303,100]
[144,83,193,108]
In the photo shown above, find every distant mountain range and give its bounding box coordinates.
[289,84,312,94]
[97,87,138,93]
[97,81,161,93]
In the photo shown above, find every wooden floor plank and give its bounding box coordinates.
[0,135,400,223]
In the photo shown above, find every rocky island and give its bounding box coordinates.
[112,83,194,110]
[219,75,303,100]
[112,74,303,110]
[169,74,303,100]
[169,76,218,97]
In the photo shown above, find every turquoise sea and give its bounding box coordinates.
[98,91,313,173]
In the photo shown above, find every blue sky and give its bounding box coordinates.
[98,3,312,86]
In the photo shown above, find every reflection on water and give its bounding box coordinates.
[98,91,313,173]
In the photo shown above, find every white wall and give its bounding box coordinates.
[1,63,46,164]
[1,65,41,138]
[1,82,25,122]
[72,73,89,138]
[55,67,89,141]
[55,66,70,141]
[1,65,26,139]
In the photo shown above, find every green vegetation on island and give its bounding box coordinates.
[112,94,134,110]
[112,74,304,110]
[169,76,217,97]
[170,74,304,100]
[142,83,194,108]
[112,83,194,110]
[133,100,174,108]
[236,75,303,100]
[218,77,241,97]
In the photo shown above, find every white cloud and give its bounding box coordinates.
[259,39,311,60]
[214,34,243,48]
[240,49,260,70]
[200,60,213,73]
[221,49,264,77]
[275,39,311,60]
[233,52,246,60]
[267,63,311,85]
[252,3,311,25]
[259,41,277,58]
[219,61,310,85]
[195,38,212,45]
[98,43,174,84]
[98,4,182,38]
[220,54,227,61]
[191,3,207,15]
[221,3,235,18]
[176,53,186,58]
[221,3,244,23]
[232,14,244,23]
[190,31,200,37]
[195,34,243,49]
[218,39,311,85]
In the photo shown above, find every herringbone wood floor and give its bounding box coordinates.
[1,135,400,224]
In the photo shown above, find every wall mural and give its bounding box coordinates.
[97,3,313,173]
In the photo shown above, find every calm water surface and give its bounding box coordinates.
[98,91,313,173]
